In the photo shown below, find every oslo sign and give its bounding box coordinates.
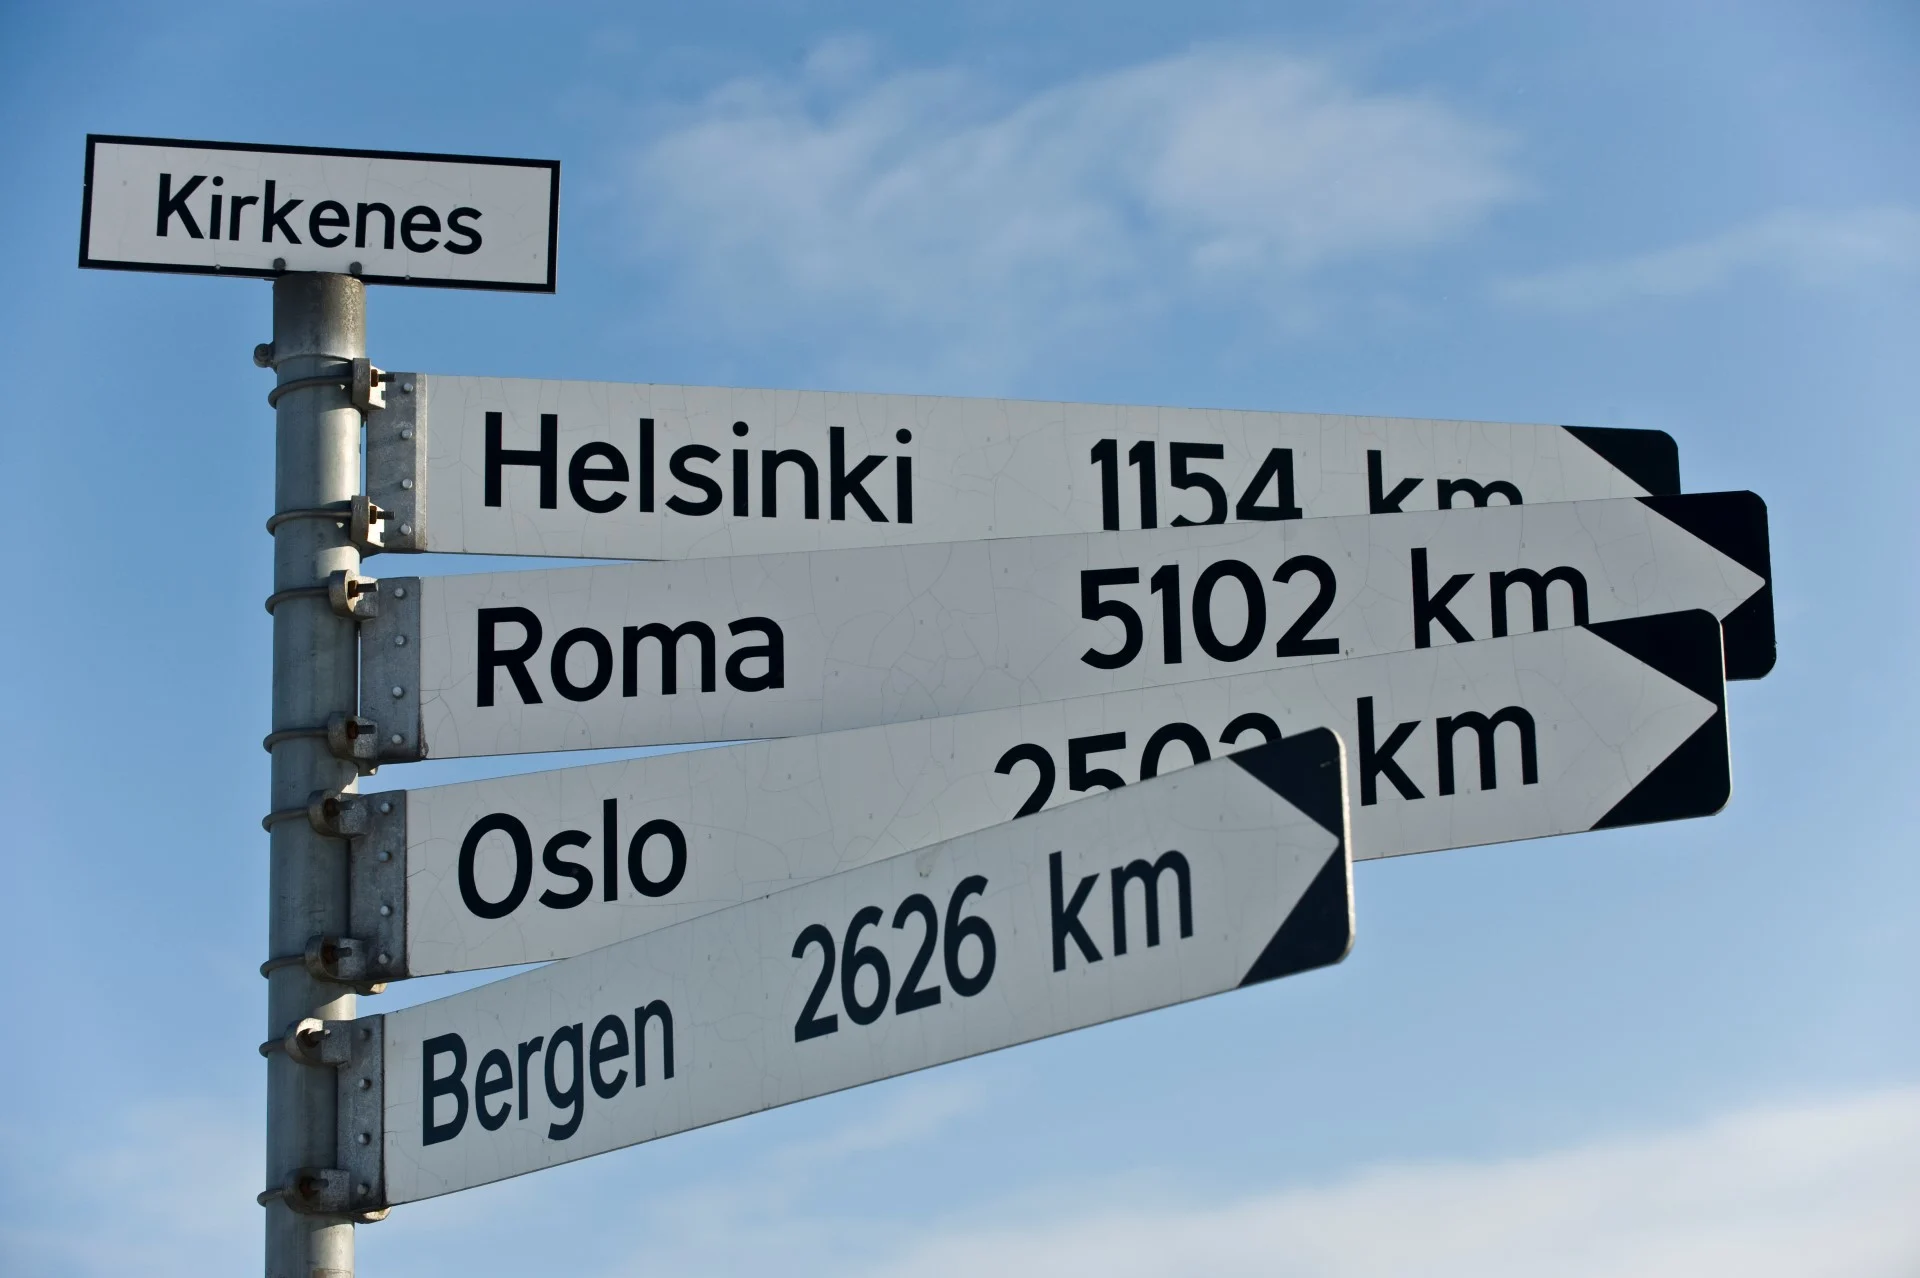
[357,491,1772,763]
[348,611,1727,980]
[333,734,1350,1208]
[79,135,559,291]
[358,372,1679,560]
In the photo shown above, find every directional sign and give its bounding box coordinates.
[357,491,1770,763]
[332,732,1349,1209]
[79,135,559,291]
[347,611,1726,980]
[359,372,1678,559]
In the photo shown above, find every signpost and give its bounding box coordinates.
[80,135,559,290]
[358,372,1679,560]
[355,491,1770,763]
[310,733,1350,1211]
[336,611,1726,981]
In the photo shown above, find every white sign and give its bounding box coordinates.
[369,733,1349,1205]
[79,135,558,291]
[362,374,1677,560]
[359,492,1771,763]
[360,611,1726,978]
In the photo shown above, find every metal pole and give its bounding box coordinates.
[264,273,364,1278]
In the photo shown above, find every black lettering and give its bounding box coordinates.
[1368,449,1421,514]
[732,423,750,516]
[1358,695,1423,805]
[207,192,222,240]
[1109,851,1194,956]
[355,202,395,250]
[1049,850,1102,971]
[628,819,687,898]
[638,420,655,512]
[477,607,543,706]
[474,1048,512,1131]
[307,200,349,248]
[1140,721,1209,779]
[1436,707,1539,795]
[896,453,913,524]
[458,813,534,919]
[634,1000,674,1084]
[261,180,302,244]
[445,206,483,254]
[551,627,613,702]
[485,411,558,509]
[1411,547,1474,647]
[623,621,715,696]
[666,444,722,516]
[539,830,593,909]
[588,1014,629,1099]
[544,1023,584,1140]
[568,442,629,514]
[227,194,258,241]
[401,204,441,252]
[726,617,785,691]
[761,449,821,519]
[602,798,619,903]
[829,427,887,522]
[1489,567,1590,637]
[516,1037,544,1119]
[1439,477,1522,508]
[422,1033,468,1146]
[153,173,204,238]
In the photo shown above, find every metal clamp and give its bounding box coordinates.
[328,569,379,619]
[264,502,351,536]
[327,713,381,775]
[264,358,388,415]
[308,788,369,838]
[349,495,388,555]
[258,1167,388,1222]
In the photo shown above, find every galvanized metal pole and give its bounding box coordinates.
[264,273,363,1278]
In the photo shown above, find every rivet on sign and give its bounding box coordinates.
[399,523,414,536]
[376,849,391,862]
[358,1133,371,1146]
[394,634,408,647]
[379,904,392,917]
[377,952,390,965]
[349,261,363,275]
[400,478,414,490]
[400,428,414,440]
[389,733,403,746]
[378,800,393,815]
[358,1077,372,1090]
[390,686,405,698]
[402,381,415,393]
[393,587,406,599]
[358,1183,371,1197]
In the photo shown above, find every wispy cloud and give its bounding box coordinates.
[1494,207,1920,311]
[626,44,1519,379]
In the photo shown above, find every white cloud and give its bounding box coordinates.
[599,1085,1920,1278]
[626,46,1519,377]
[1494,206,1920,311]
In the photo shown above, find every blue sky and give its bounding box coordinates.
[3,1,1918,1273]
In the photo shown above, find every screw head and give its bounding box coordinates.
[400,428,414,440]
[378,800,393,815]
[390,686,405,698]
[402,381,415,392]
[392,587,406,599]
[376,952,390,965]
[358,1077,372,1090]
[389,733,403,746]
[358,1132,371,1145]
[376,849,391,862]
[399,523,414,536]
[400,478,414,491]
[379,903,392,917]
[251,342,275,368]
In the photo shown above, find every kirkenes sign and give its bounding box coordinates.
[346,612,1726,980]
[331,734,1350,1208]
[79,135,558,291]
[360,373,1679,560]
[357,492,1771,762]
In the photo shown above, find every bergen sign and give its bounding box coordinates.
[358,491,1771,762]
[358,612,1727,979]
[365,735,1350,1206]
[79,135,559,291]
[359,373,1678,560]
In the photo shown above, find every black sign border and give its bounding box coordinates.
[79,134,560,293]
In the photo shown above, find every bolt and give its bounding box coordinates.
[402,381,415,392]
[358,1076,372,1090]
[390,686,404,698]
[400,428,414,440]
[394,634,408,647]
[378,800,393,815]
[272,257,286,271]
[252,342,275,368]
[358,1132,371,1145]
[379,903,392,917]
[349,260,363,275]
[357,1183,371,1197]
[400,523,414,536]
[400,478,414,490]
[376,849,392,862]
[377,952,390,965]
[389,733,403,746]
[392,587,406,599]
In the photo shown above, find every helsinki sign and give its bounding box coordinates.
[358,372,1679,560]
[355,491,1771,763]
[320,734,1351,1208]
[340,611,1727,980]
[79,135,559,291]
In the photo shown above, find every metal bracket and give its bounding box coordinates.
[257,1016,387,1218]
[351,793,409,981]
[326,712,381,775]
[350,358,388,415]
[307,788,368,838]
[303,935,386,993]
[349,494,388,556]
[363,373,426,552]
[328,569,380,620]
[359,578,424,762]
